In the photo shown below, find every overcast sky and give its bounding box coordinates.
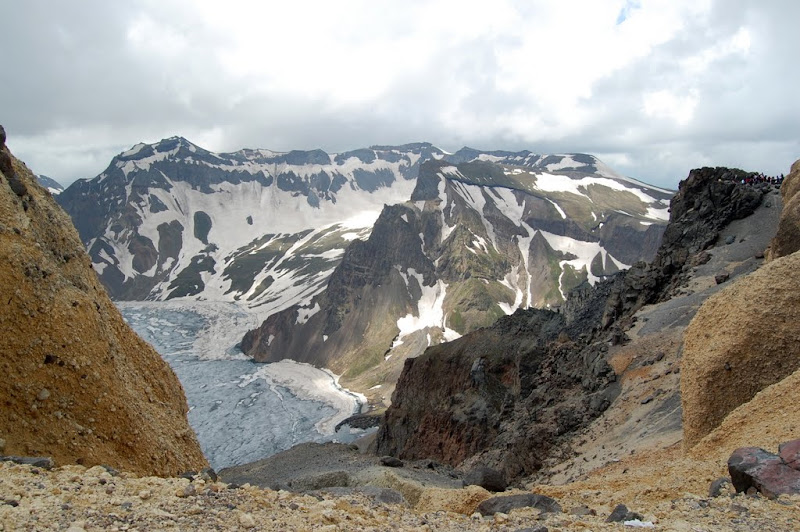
[2,0,799,189]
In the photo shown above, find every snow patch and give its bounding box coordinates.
[394,269,461,345]
[296,302,321,324]
[547,198,566,219]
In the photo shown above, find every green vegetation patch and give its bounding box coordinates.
[444,278,515,334]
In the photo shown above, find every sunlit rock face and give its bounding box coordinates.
[0,126,207,476]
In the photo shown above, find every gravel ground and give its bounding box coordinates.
[2,460,800,531]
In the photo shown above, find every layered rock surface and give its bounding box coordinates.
[0,127,207,476]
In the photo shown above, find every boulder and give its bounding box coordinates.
[463,465,508,492]
[606,503,643,523]
[728,445,800,499]
[681,250,800,449]
[477,493,562,516]
[0,456,54,469]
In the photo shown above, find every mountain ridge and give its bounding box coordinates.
[241,154,671,405]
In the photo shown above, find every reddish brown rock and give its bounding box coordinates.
[779,439,800,471]
[0,128,207,476]
[728,445,800,499]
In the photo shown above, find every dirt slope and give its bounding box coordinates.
[0,127,207,476]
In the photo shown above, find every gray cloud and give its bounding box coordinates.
[2,0,799,189]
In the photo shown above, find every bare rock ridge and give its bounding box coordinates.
[682,162,800,449]
[376,166,768,482]
[0,126,207,476]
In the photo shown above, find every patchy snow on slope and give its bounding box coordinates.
[545,155,583,172]
[450,180,499,250]
[646,205,670,221]
[498,269,525,315]
[547,198,567,219]
[539,229,630,298]
[296,302,321,324]
[394,269,460,346]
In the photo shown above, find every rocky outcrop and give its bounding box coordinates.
[600,166,764,325]
[377,166,767,482]
[0,127,207,476]
[681,250,800,449]
[376,302,619,480]
[767,159,800,260]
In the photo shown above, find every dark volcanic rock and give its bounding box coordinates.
[0,456,54,470]
[376,306,618,479]
[709,477,731,497]
[463,465,507,492]
[380,456,404,468]
[728,445,800,499]
[477,493,562,516]
[605,503,643,523]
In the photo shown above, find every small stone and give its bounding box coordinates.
[715,273,730,285]
[37,389,51,401]
[606,503,643,522]
[570,504,596,516]
[493,512,509,524]
[463,465,508,492]
[238,512,257,528]
[380,456,404,468]
[725,235,736,245]
[709,477,732,497]
[199,467,218,482]
[138,489,151,500]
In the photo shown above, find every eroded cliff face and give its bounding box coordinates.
[376,166,768,482]
[0,127,207,476]
[767,159,800,260]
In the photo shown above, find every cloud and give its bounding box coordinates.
[1,0,798,189]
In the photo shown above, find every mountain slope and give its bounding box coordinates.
[57,138,444,315]
[375,166,766,482]
[242,155,671,403]
[0,126,207,476]
[35,174,64,194]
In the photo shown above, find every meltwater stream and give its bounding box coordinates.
[117,302,367,470]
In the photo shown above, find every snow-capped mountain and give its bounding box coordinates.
[57,137,444,315]
[240,155,673,403]
[36,174,64,195]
